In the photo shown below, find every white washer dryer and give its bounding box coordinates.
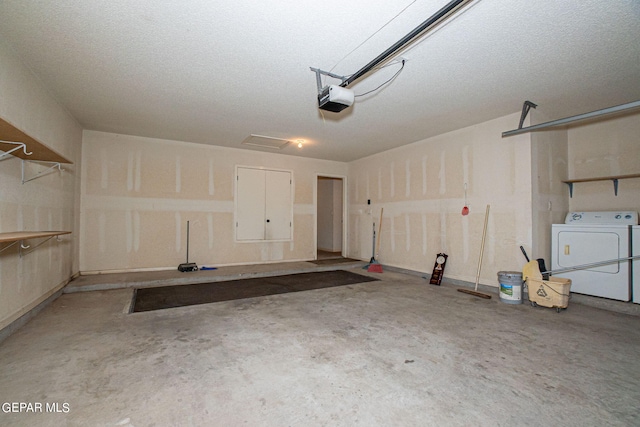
[633,225,640,304]
[551,211,637,301]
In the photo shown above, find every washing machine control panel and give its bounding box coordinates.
[564,211,638,224]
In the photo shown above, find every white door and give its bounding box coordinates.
[236,167,292,241]
[236,167,266,240]
[265,170,292,240]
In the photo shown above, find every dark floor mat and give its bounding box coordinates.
[132,270,378,313]
[308,257,361,265]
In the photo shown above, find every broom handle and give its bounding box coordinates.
[371,222,376,259]
[375,208,384,258]
[474,205,490,291]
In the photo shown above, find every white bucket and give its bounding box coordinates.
[498,271,523,304]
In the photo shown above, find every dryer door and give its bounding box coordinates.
[553,227,630,301]
[557,230,621,273]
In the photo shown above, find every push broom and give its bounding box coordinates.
[367,208,384,273]
[458,204,492,299]
[362,222,376,270]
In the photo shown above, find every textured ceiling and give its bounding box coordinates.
[0,0,639,161]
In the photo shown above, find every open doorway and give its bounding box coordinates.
[317,176,344,260]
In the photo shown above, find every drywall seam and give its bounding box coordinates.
[207,213,214,249]
[422,155,427,195]
[208,159,215,195]
[366,172,370,199]
[439,151,446,194]
[390,215,395,253]
[405,214,410,251]
[463,145,469,186]
[98,213,106,252]
[462,215,469,262]
[127,152,134,191]
[133,211,140,252]
[135,150,141,191]
[82,195,234,212]
[101,149,108,189]
[439,210,447,252]
[405,159,411,198]
[390,161,395,198]
[421,213,427,256]
[125,210,132,253]
[175,212,181,252]
[355,174,359,201]
[350,198,519,214]
[175,156,181,193]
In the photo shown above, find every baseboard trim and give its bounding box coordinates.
[79,258,316,276]
[0,283,66,344]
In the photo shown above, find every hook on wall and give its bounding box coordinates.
[461,183,469,216]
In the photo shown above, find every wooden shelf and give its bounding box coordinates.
[0,116,72,164]
[0,231,71,243]
[562,173,640,197]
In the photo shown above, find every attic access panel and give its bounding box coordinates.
[241,134,291,150]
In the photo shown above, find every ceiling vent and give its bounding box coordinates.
[241,134,291,150]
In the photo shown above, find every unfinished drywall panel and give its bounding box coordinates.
[348,113,532,287]
[80,131,346,272]
[567,112,640,212]
[529,109,569,264]
[0,39,82,331]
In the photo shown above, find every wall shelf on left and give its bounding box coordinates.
[0,231,71,257]
[0,116,72,183]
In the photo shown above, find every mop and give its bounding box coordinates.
[458,204,492,299]
[367,208,384,273]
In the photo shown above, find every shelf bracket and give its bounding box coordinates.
[19,236,56,257]
[0,236,61,257]
[0,240,32,257]
[564,180,620,197]
[0,240,19,254]
[565,182,574,198]
[21,159,64,184]
[0,140,32,161]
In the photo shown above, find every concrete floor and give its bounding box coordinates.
[1,263,640,426]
